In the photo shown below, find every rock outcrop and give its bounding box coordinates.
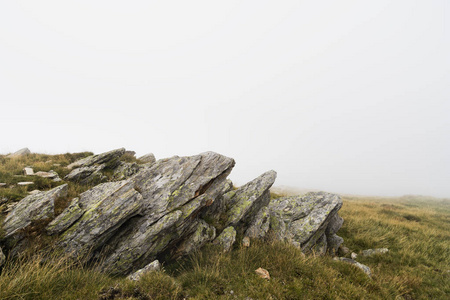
[0,149,345,276]
[127,260,161,281]
[269,192,343,253]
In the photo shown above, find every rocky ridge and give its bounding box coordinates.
[0,148,345,276]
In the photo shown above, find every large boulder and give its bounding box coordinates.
[224,170,276,234]
[2,184,68,239]
[51,152,235,275]
[269,192,343,253]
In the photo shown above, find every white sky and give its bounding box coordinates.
[1,1,449,197]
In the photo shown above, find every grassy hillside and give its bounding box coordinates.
[0,153,449,299]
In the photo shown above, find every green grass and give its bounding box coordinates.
[0,152,93,203]
[1,153,449,299]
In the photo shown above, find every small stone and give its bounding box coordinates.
[23,167,34,176]
[336,257,372,277]
[17,182,34,186]
[351,252,358,260]
[0,183,6,188]
[34,171,57,178]
[28,190,41,195]
[242,236,250,247]
[255,267,270,280]
[127,260,161,281]
[362,248,389,257]
[338,245,350,255]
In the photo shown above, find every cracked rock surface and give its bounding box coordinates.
[1,149,344,276]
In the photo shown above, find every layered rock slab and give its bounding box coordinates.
[3,184,68,239]
[268,192,343,253]
[51,152,235,275]
[0,148,346,276]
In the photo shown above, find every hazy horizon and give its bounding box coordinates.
[1,1,449,198]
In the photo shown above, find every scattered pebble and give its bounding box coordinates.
[255,267,270,280]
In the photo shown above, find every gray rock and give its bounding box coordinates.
[172,219,216,258]
[57,181,144,258]
[201,179,233,221]
[312,234,328,255]
[46,198,83,235]
[351,252,358,260]
[325,214,344,254]
[28,190,41,195]
[3,184,68,239]
[335,257,372,277]
[244,206,270,239]
[112,162,142,181]
[53,152,235,275]
[269,192,343,254]
[0,149,346,277]
[98,152,235,275]
[64,165,106,184]
[327,233,344,255]
[138,153,156,164]
[127,260,161,281]
[7,148,31,157]
[67,148,125,170]
[34,171,57,178]
[125,150,136,157]
[17,182,34,186]
[0,183,8,187]
[362,248,389,257]
[0,246,5,267]
[23,167,34,176]
[242,236,250,247]
[225,170,277,232]
[65,148,139,184]
[214,226,236,252]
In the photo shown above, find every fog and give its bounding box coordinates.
[1,1,449,198]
